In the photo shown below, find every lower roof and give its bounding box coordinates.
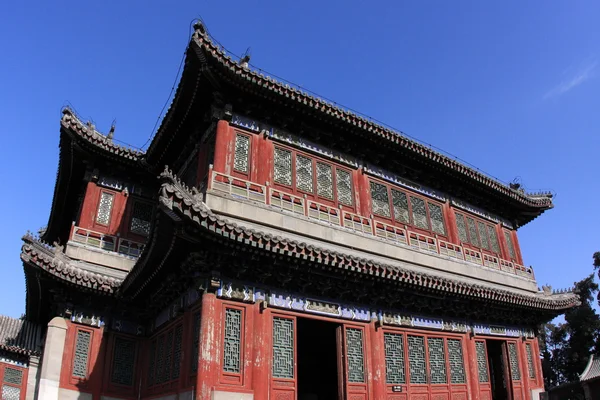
[0,315,43,357]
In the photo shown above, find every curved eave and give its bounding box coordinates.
[188,24,552,217]
[21,235,122,295]
[151,168,578,314]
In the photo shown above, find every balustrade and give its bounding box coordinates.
[71,225,145,259]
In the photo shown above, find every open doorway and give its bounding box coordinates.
[487,339,511,400]
[297,317,340,400]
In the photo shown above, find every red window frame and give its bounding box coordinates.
[454,211,501,257]
[93,189,117,229]
[124,197,153,239]
[368,177,448,239]
[219,304,246,387]
[145,321,184,394]
[502,229,518,262]
[231,130,253,180]
[0,363,27,400]
[69,326,94,384]
[105,333,138,395]
[272,144,356,212]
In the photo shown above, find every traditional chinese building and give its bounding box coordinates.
[12,21,579,400]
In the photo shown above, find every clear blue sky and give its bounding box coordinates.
[1,1,599,318]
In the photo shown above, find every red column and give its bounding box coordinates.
[512,231,525,265]
[445,201,458,244]
[251,304,270,398]
[369,322,386,399]
[213,120,232,175]
[196,292,219,399]
[465,335,480,400]
[357,168,371,217]
[518,340,531,400]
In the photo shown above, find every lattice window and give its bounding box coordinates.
[336,169,353,206]
[370,181,390,217]
[455,213,468,243]
[72,330,91,378]
[477,221,489,250]
[2,368,22,386]
[525,343,536,379]
[466,217,480,247]
[296,155,314,192]
[233,134,250,173]
[272,317,294,379]
[475,342,489,383]
[223,308,242,373]
[316,162,333,200]
[504,231,516,259]
[346,328,365,383]
[96,192,114,225]
[191,312,201,373]
[130,201,152,236]
[447,339,466,384]
[111,337,136,386]
[148,340,156,386]
[274,148,292,186]
[391,190,410,224]
[408,335,426,384]
[1,385,20,400]
[384,333,406,384]
[163,331,174,383]
[155,335,165,384]
[488,225,501,254]
[171,325,183,380]
[411,197,429,230]
[428,337,447,384]
[508,342,521,381]
[429,202,445,235]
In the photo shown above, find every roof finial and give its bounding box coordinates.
[239,47,251,69]
[107,119,116,141]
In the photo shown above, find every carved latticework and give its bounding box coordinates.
[370,181,390,217]
[2,368,22,385]
[429,202,445,235]
[274,148,292,186]
[233,134,250,173]
[148,340,156,385]
[191,312,201,373]
[1,385,20,400]
[475,342,489,382]
[296,155,313,192]
[478,221,489,250]
[223,308,242,373]
[336,169,353,206]
[467,217,480,247]
[408,335,426,384]
[346,328,365,383]
[111,337,136,386]
[488,226,501,254]
[316,162,333,200]
[172,324,183,380]
[96,192,114,225]
[447,339,466,384]
[391,190,410,224]
[525,343,535,379]
[130,201,152,236]
[508,342,521,381]
[163,331,174,383]
[384,332,406,384]
[72,330,91,378]
[412,197,429,230]
[428,337,447,384]
[455,213,468,243]
[272,317,294,379]
[504,231,516,259]
[155,336,165,385]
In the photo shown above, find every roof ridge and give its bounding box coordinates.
[191,21,553,208]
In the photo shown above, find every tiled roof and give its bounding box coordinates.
[21,234,122,294]
[155,167,578,312]
[60,108,143,162]
[0,315,43,356]
[580,355,600,382]
[187,21,553,209]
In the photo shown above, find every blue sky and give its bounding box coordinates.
[1,1,599,318]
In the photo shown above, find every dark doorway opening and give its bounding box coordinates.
[487,340,510,400]
[297,317,339,400]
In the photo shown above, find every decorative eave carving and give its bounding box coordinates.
[156,168,579,312]
[21,234,122,294]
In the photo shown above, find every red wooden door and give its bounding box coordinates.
[270,314,297,400]
[506,341,524,400]
[340,324,369,400]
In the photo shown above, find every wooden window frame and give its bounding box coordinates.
[502,229,518,262]
[94,189,117,229]
[105,333,138,395]
[219,304,246,387]
[272,144,356,211]
[0,363,27,400]
[454,211,501,257]
[126,197,153,239]
[369,177,448,239]
[231,131,252,180]
[145,321,183,394]
[70,327,94,384]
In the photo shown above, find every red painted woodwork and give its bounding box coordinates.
[341,324,369,400]
[145,318,184,397]
[511,230,525,265]
[369,322,386,400]
[269,312,297,400]
[252,303,269,400]
[357,168,371,218]
[78,182,127,236]
[213,119,233,175]
[101,332,140,398]
[0,362,28,400]
[196,292,219,399]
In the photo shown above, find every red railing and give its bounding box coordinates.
[208,171,536,280]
